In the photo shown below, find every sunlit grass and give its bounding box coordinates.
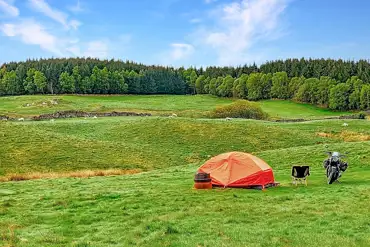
[0,95,233,118]
[0,95,352,119]
[3,117,365,177]
[0,95,368,246]
[1,160,369,246]
[259,99,352,119]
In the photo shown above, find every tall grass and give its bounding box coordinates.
[0,169,141,182]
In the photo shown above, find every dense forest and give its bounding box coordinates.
[1,58,370,110]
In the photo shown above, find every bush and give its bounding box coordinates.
[357,112,367,119]
[339,112,367,119]
[211,100,268,120]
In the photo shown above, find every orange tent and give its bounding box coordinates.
[198,152,276,188]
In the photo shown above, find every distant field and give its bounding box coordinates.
[0,95,352,119]
[259,100,352,119]
[0,95,233,118]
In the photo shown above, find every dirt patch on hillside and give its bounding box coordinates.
[317,132,333,138]
[1,110,152,121]
[0,169,142,182]
[31,110,152,120]
[0,115,12,121]
[317,131,370,142]
[23,98,61,107]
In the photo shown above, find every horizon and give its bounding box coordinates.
[1,0,370,67]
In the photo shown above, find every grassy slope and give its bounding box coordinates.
[0,95,352,119]
[1,118,370,246]
[0,95,369,246]
[3,118,369,176]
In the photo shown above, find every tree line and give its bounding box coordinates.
[194,72,370,110]
[0,58,370,110]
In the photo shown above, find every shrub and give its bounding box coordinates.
[211,100,268,120]
[357,112,367,119]
[340,112,367,120]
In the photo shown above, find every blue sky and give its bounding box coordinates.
[0,0,370,67]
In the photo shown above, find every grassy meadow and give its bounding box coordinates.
[0,94,353,119]
[0,95,369,246]
[259,100,353,119]
[0,95,233,118]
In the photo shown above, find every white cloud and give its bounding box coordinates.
[199,0,289,65]
[83,41,109,58]
[69,19,81,29]
[0,0,19,17]
[0,20,62,55]
[66,45,81,56]
[170,43,194,61]
[0,18,110,59]
[0,0,118,60]
[66,40,109,59]
[68,0,84,13]
[28,0,80,30]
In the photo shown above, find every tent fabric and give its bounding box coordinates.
[198,152,275,188]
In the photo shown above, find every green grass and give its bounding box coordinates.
[1,150,369,246]
[259,100,352,119]
[0,95,369,246]
[0,95,352,119]
[0,95,233,118]
[2,117,365,176]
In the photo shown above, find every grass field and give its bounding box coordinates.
[0,95,369,246]
[0,95,233,118]
[2,117,370,177]
[1,163,369,247]
[0,95,352,119]
[259,100,352,119]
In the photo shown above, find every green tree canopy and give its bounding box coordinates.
[329,83,351,110]
[59,72,75,94]
[33,71,47,94]
[24,68,37,94]
[246,73,264,100]
[271,72,289,99]
[216,75,234,97]
[360,85,370,110]
[195,75,206,94]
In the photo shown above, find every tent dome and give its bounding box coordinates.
[198,152,275,188]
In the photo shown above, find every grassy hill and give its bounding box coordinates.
[0,95,369,246]
[0,95,353,119]
[2,117,369,177]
